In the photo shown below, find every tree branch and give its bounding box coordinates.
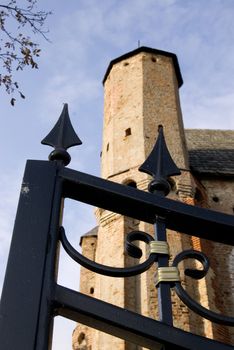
[0,1,51,104]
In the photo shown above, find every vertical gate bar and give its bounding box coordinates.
[35,170,64,350]
[138,126,179,329]
[35,103,82,349]
[154,216,173,326]
[0,160,57,350]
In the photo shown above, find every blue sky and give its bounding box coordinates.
[1,0,234,348]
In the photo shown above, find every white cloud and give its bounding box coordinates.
[182,91,234,129]
[41,74,100,123]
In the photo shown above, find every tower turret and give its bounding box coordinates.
[93,47,196,350]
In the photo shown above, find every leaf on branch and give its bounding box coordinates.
[19,91,25,99]
[10,97,16,106]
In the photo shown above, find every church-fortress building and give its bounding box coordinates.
[72,47,234,350]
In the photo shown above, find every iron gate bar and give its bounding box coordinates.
[0,160,59,349]
[138,125,181,326]
[34,170,64,350]
[153,217,173,325]
[53,284,233,350]
[60,167,234,245]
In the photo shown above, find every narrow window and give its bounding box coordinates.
[78,332,85,344]
[106,143,109,151]
[125,128,131,137]
[90,287,94,294]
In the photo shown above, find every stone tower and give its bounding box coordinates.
[72,47,234,350]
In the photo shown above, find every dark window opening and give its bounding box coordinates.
[195,189,203,203]
[212,196,219,203]
[126,180,137,188]
[125,128,131,137]
[106,143,109,151]
[90,287,94,294]
[168,177,176,191]
[78,332,85,344]
[151,57,156,62]
[194,188,206,207]
[124,62,129,66]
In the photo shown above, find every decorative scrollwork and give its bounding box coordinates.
[125,230,154,258]
[60,227,156,277]
[172,250,234,326]
[60,226,234,326]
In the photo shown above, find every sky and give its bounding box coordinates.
[0,0,234,348]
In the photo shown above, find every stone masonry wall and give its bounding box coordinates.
[199,178,234,343]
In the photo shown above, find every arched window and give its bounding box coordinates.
[124,179,137,188]
[77,332,88,349]
[78,332,85,344]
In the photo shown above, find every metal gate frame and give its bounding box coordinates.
[0,104,233,349]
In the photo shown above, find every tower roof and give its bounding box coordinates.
[79,226,98,246]
[185,129,234,176]
[103,46,183,87]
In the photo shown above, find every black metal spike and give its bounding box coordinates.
[41,104,82,166]
[139,126,181,196]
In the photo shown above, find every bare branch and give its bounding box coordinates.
[0,0,51,104]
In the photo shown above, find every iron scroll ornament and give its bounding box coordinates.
[172,250,234,326]
[60,227,156,277]
[60,226,234,327]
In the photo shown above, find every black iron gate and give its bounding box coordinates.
[0,104,233,349]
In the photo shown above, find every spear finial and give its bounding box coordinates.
[41,104,82,166]
[139,126,180,196]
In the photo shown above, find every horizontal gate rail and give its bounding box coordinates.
[61,167,234,245]
[54,284,233,350]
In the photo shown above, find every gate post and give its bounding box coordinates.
[0,160,59,349]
